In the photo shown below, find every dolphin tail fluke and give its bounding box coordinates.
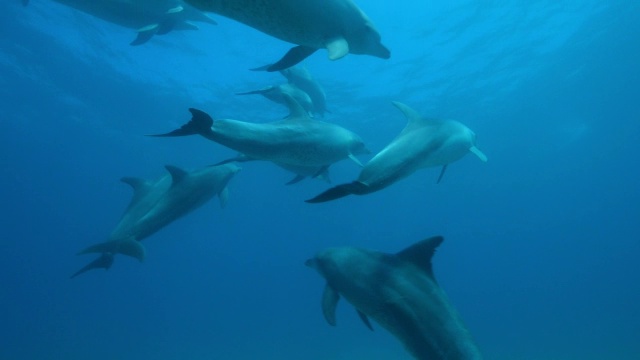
[78,239,145,262]
[305,181,368,203]
[148,108,214,138]
[70,253,115,279]
[253,46,317,72]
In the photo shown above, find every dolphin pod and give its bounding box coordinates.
[42,0,216,45]
[150,95,368,182]
[307,236,483,360]
[185,0,390,71]
[306,102,487,203]
[72,163,240,278]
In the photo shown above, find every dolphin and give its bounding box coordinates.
[72,163,240,277]
[215,153,331,185]
[279,65,328,116]
[237,83,314,115]
[306,236,484,360]
[306,102,487,203]
[49,0,217,45]
[184,0,390,71]
[149,95,368,173]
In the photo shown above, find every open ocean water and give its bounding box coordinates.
[1,1,638,359]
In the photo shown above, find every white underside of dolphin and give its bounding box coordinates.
[185,0,390,70]
[306,102,487,203]
[307,236,484,359]
[71,163,240,278]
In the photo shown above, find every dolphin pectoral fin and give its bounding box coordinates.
[70,253,115,279]
[148,108,214,138]
[470,146,488,162]
[236,88,269,96]
[78,239,145,262]
[348,154,364,167]
[218,186,230,208]
[357,310,374,331]
[131,24,158,46]
[436,165,448,184]
[285,174,306,185]
[305,182,369,203]
[265,46,317,72]
[322,284,340,326]
[326,37,349,60]
[312,166,330,179]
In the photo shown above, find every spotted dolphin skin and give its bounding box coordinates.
[150,95,368,174]
[306,236,483,360]
[306,102,487,203]
[72,163,240,277]
[47,0,216,45]
[185,0,390,71]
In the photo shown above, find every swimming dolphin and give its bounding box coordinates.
[150,95,368,173]
[306,102,487,203]
[306,236,484,360]
[184,0,390,71]
[237,83,314,115]
[279,66,328,116]
[215,153,331,185]
[72,163,240,277]
[49,0,216,45]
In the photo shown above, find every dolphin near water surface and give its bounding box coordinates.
[46,0,216,45]
[306,236,484,360]
[306,102,487,203]
[72,163,240,278]
[184,0,390,70]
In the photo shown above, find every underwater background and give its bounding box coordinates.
[1,1,639,359]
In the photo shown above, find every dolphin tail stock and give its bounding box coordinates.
[148,108,214,138]
[77,238,146,262]
[70,252,115,279]
[252,46,318,72]
[305,181,369,203]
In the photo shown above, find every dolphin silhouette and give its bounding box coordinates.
[150,95,368,174]
[236,83,314,115]
[307,236,484,360]
[48,0,216,45]
[72,163,240,277]
[185,0,390,70]
[306,102,487,203]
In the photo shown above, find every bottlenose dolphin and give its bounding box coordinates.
[150,95,368,173]
[49,0,216,45]
[72,163,240,277]
[306,102,487,203]
[306,236,483,360]
[185,0,390,71]
[280,66,328,116]
[237,83,314,115]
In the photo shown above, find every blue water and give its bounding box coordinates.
[1,1,639,359]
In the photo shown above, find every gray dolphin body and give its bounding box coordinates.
[306,236,483,360]
[237,83,314,115]
[306,102,487,203]
[185,0,390,71]
[151,96,368,173]
[73,163,240,277]
[280,66,327,116]
[50,0,216,45]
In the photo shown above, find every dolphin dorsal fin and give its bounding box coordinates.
[121,177,149,192]
[283,94,311,121]
[392,102,439,135]
[396,236,444,280]
[165,165,188,185]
